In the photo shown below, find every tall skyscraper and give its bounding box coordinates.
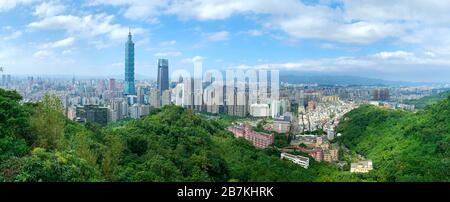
[109,78,116,91]
[124,31,136,95]
[150,88,161,108]
[373,88,390,101]
[157,59,169,95]
[1,74,5,86]
[161,90,171,107]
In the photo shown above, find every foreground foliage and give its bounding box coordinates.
[0,89,448,182]
[337,94,450,181]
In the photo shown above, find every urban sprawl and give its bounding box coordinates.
[1,32,448,174]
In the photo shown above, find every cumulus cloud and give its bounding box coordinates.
[33,50,53,58]
[88,0,450,48]
[0,0,37,12]
[28,13,145,43]
[89,0,167,22]
[2,30,22,41]
[34,1,65,17]
[182,56,204,63]
[40,37,75,49]
[373,51,414,59]
[237,51,450,77]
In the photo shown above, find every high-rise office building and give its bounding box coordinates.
[136,86,146,104]
[157,59,169,95]
[75,105,108,125]
[174,83,185,107]
[271,100,281,118]
[1,75,5,86]
[161,90,171,107]
[150,88,161,108]
[6,75,11,85]
[124,31,136,95]
[373,88,390,101]
[109,78,116,91]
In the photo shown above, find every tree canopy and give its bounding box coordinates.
[0,89,448,182]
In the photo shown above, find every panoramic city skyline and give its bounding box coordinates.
[1,0,450,82]
[0,1,449,197]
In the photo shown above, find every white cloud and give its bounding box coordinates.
[160,40,176,46]
[373,51,414,59]
[2,30,22,41]
[154,51,182,57]
[61,49,73,55]
[182,56,204,63]
[28,14,145,43]
[0,0,37,12]
[86,0,450,48]
[237,51,450,76]
[89,0,167,22]
[204,31,229,42]
[424,51,436,57]
[41,37,75,49]
[34,1,65,17]
[165,0,298,20]
[33,50,53,58]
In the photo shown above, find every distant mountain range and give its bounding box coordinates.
[279,71,439,86]
[12,71,446,86]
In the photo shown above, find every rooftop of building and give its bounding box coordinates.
[274,115,291,122]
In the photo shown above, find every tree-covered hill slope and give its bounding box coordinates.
[1,89,354,182]
[403,90,450,109]
[1,88,448,182]
[337,94,450,181]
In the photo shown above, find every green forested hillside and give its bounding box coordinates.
[337,94,450,182]
[0,89,355,182]
[403,90,450,109]
[1,88,448,182]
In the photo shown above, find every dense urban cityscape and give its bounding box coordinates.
[1,31,448,175]
[1,2,449,194]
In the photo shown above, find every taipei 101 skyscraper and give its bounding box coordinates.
[124,30,136,95]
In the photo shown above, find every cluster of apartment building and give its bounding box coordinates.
[227,123,274,149]
[290,135,339,163]
[298,98,357,136]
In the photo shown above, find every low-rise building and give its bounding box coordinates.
[350,160,373,173]
[273,116,291,133]
[281,153,310,169]
[227,124,274,149]
[250,103,270,118]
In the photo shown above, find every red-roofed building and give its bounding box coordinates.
[228,124,274,149]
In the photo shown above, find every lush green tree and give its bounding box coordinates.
[29,94,66,150]
[1,89,448,182]
[4,148,101,182]
[0,89,30,138]
[72,131,98,167]
[0,89,30,160]
[337,95,450,182]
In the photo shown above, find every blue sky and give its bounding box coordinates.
[1,0,450,82]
